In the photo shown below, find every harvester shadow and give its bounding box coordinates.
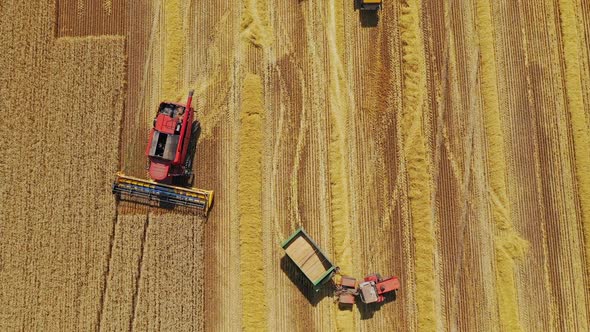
[359,10,379,28]
[356,291,397,320]
[280,255,331,306]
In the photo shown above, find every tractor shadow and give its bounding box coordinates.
[356,291,397,320]
[280,255,331,306]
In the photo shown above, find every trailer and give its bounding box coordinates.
[281,228,337,290]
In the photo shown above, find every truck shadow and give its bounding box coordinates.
[280,255,331,306]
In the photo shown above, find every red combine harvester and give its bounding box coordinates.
[112,90,214,216]
[146,90,198,183]
[335,273,400,305]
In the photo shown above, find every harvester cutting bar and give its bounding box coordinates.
[112,173,213,216]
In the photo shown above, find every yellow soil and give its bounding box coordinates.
[239,73,268,331]
[399,0,437,330]
[558,0,590,280]
[475,0,528,330]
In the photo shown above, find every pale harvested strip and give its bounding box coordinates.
[475,0,528,331]
[239,73,267,331]
[131,212,204,331]
[162,0,184,100]
[558,0,590,299]
[399,0,437,330]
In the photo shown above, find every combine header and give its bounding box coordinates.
[113,90,214,216]
[112,173,213,215]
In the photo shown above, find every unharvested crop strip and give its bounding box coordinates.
[399,0,437,330]
[475,0,528,330]
[239,73,267,331]
[558,0,590,287]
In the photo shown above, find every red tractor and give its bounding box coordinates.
[334,273,399,305]
[146,90,200,184]
[358,274,399,304]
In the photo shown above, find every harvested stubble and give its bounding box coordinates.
[558,0,590,289]
[475,0,528,330]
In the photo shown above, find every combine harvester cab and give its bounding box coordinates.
[281,228,337,291]
[112,90,214,216]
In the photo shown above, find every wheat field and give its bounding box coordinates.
[1,0,589,331]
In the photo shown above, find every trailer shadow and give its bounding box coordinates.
[280,255,331,306]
